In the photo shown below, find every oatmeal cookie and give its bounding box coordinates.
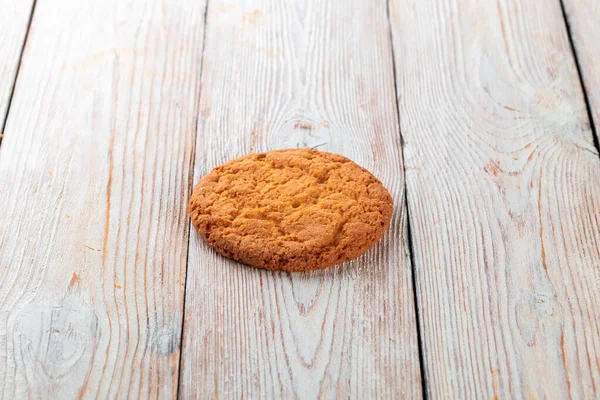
[189,149,393,272]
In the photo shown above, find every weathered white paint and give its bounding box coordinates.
[0,0,34,128]
[3,0,600,397]
[0,0,206,397]
[390,0,600,397]
[179,0,422,398]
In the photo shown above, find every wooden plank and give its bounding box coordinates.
[0,0,34,129]
[562,0,600,136]
[179,0,422,398]
[0,0,205,398]
[389,0,600,398]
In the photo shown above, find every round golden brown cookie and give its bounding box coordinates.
[189,149,393,272]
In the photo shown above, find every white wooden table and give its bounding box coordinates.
[1,0,599,398]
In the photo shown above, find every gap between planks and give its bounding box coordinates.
[385,0,429,398]
[558,0,600,154]
[175,0,211,397]
[0,0,37,145]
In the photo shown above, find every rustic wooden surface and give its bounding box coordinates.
[0,0,599,398]
[178,0,421,398]
[0,0,34,129]
[389,0,600,398]
[0,0,205,397]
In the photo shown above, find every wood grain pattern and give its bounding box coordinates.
[390,0,600,398]
[179,0,422,398]
[0,0,205,397]
[0,0,34,129]
[562,0,600,137]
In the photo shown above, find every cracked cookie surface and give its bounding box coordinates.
[189,148,393,272]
